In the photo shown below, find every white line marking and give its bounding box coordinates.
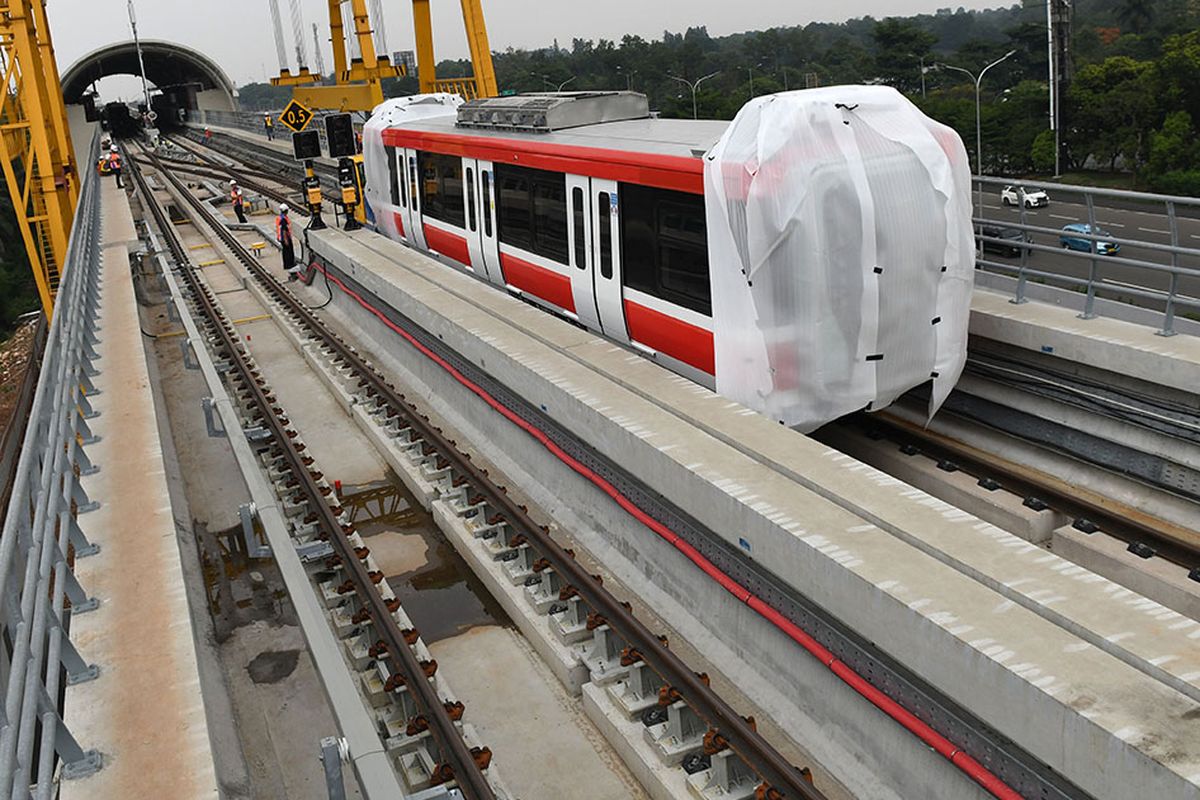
[1098,221,1125,228]
[1049,214,1075,220]
[1138,227,1169,234]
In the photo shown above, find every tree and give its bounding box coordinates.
[1066,56,1159,171]
[1116,0,1155,34]
[1031,129,1057,173]
[872,18,937,92]
[1147,111,1199,175]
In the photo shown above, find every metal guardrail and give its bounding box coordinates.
[972,175,1200,336]
[0,131,105,798]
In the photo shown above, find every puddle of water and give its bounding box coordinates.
[386,540,511,643]
[246,649,301,684]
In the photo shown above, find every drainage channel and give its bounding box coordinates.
[140,143,829,800]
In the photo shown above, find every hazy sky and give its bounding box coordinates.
[49,0,1008,91]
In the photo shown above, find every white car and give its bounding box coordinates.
[1001,185,1049,208]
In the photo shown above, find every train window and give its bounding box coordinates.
[532,178,568,262]
[386,146,400,206]
[418,152,466,228]
[495,164,568,264]
[497,167,533,250]
[482,171,493,237]
[466,167,477,232]
[620,184,710,316]
[572,187,585,270]
[598,192,612,279]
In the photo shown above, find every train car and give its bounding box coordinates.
[361,88,974,431]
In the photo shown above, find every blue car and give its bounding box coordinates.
[1060,223,1120,255]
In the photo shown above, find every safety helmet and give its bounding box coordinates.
[229,179,237,186]
[279,203,289,214]
[110,145,118,152]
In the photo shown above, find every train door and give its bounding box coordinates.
[400,149,427,250]
[566,175,601,331]
[591,179,628,342]
[465,159,504,286]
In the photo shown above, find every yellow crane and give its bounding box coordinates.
[274,0,498,112]
[0,0,79,319]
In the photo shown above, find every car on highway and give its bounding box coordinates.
[979,225,1031,258]
[1060,223,1121,255]
[1001,184,1050,208]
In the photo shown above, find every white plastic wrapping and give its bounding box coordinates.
[363,93,463,240]
[704,86,975,431]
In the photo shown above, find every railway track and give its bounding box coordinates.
[843,406,1200,571]
[174,126,339,192]
[151,137,311,217]
[128,143,827,799]
[126,145,500,799]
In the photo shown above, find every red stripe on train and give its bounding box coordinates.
[423,224,472,268]
[500,253,576,313]
[624,300,715,375]
[393,211,405,238]
[382,129,704,195]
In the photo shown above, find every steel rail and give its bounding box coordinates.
[157,136,313,216]
[146,148,824,798]
[128,149,498,800]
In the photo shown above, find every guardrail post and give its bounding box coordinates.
[1077,192,1099,320]
[1011,198,1031,304]
[1158,200,1181,337]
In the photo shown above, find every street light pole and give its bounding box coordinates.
[669,72,720,119]
[938,50,1017,213]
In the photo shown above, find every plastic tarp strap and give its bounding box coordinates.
[704,86,975,431]
[362,93,464,240]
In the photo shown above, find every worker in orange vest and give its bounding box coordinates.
[229,180,247,224]
[107,145,123,188]
[264,113,275,141]
[276,204,299,280]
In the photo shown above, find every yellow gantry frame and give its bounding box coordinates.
[412,0,498,100]
[278,0,498,113]
[0,0,78,319]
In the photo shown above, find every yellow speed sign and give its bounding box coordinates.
[279,99,315,133]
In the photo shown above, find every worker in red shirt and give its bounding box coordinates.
[276,204,299,281]
[229,180,247,224]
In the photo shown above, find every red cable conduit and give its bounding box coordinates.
[304,261,1025,800]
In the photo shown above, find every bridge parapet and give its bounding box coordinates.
[0,131,105,795]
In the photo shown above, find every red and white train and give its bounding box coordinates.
[362,90,973,425]
[365,92,730,387]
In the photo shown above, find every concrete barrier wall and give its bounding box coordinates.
[310,228,1200,800]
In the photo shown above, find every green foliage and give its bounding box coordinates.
[237,82,296,112]
[1148,170,1200,195]
[0,180,36,335]
[1147,111,1199,175]
[1031,129,1057,173]
[1067,56,1158,171]
[872,19,937,93]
